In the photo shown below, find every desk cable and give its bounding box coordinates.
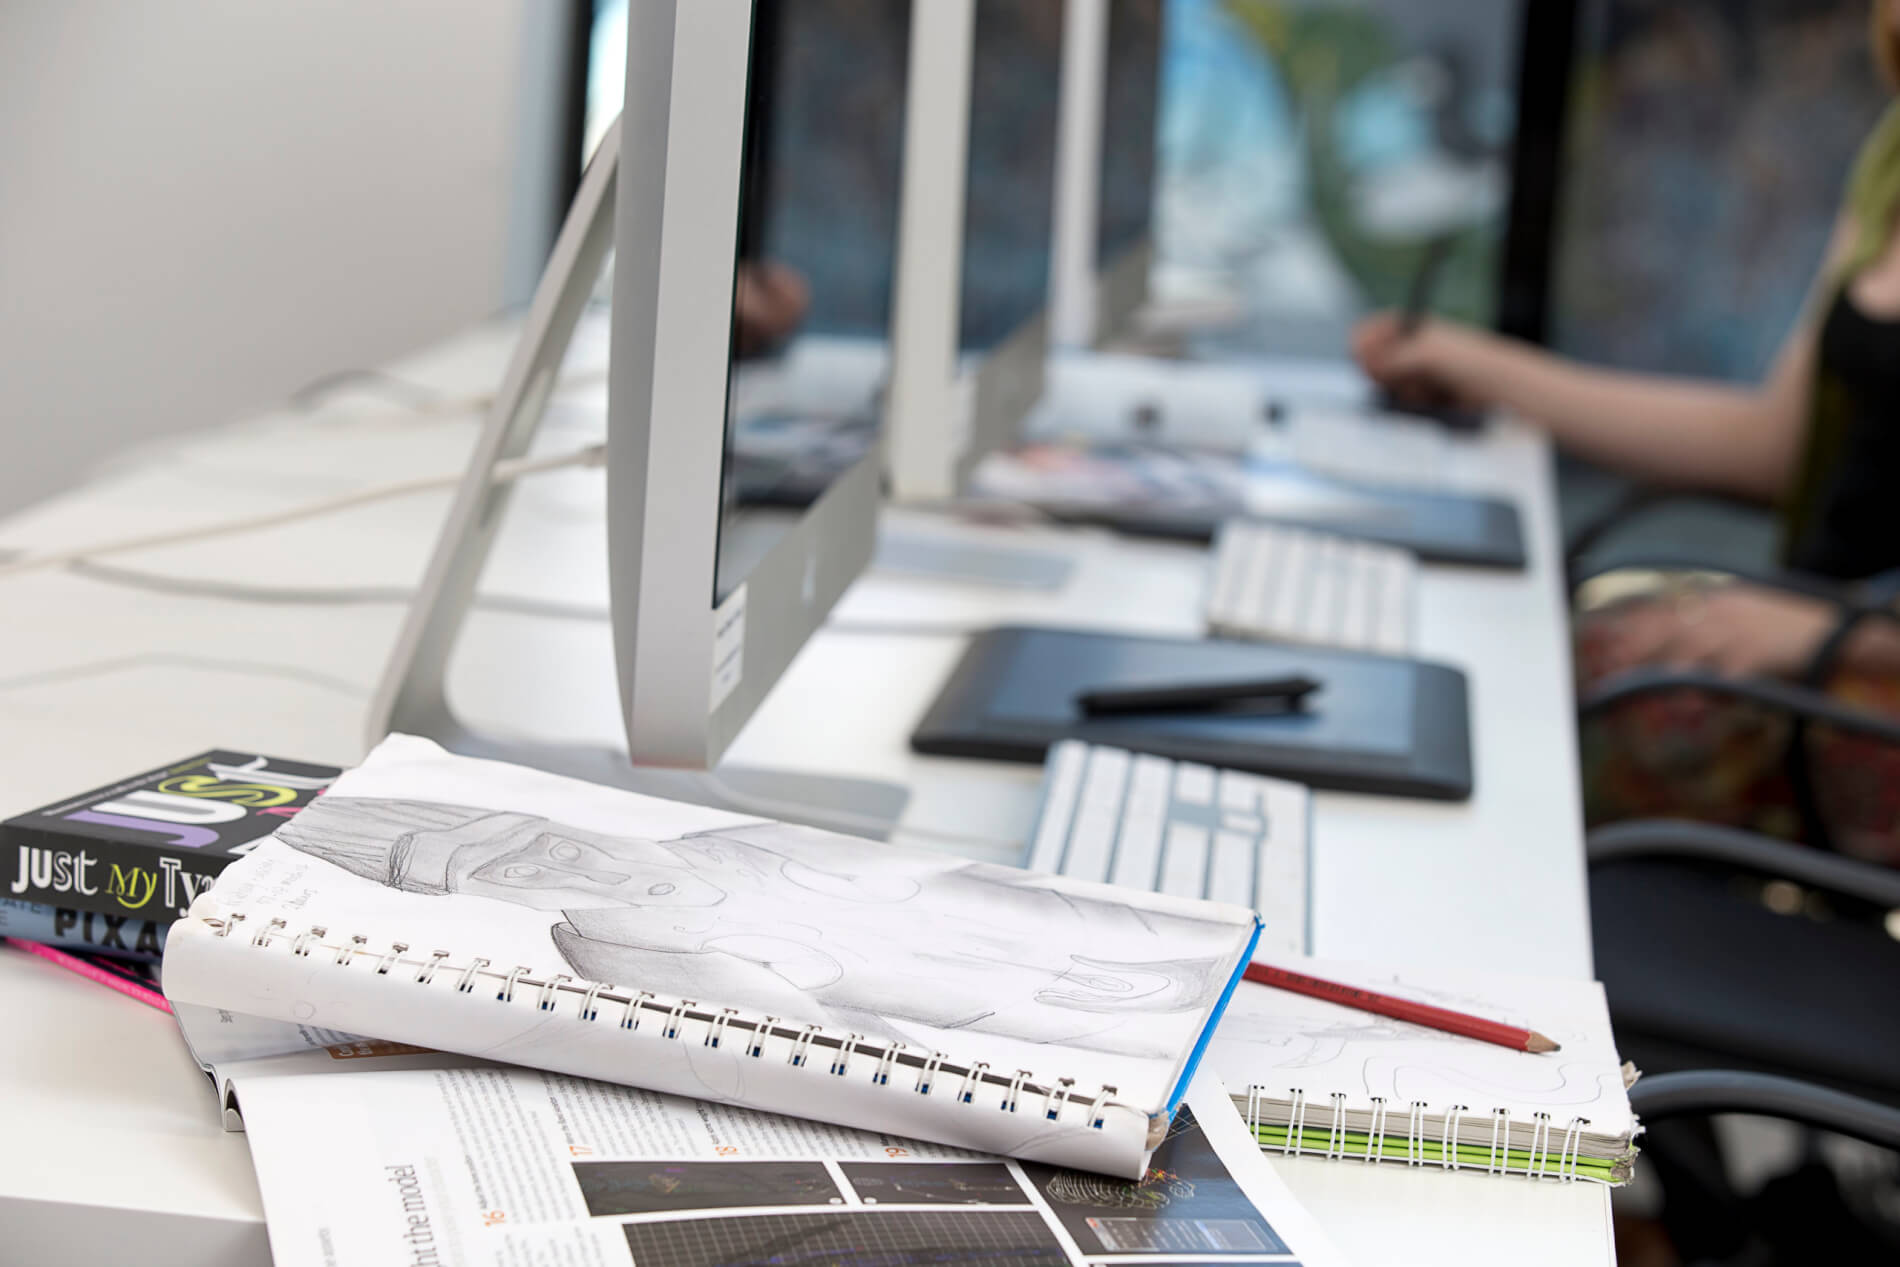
[0,443,608,581]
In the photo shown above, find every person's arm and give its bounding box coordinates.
[1354,216,1853,501]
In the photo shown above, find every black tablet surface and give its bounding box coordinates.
[1044,482,1526,570]
[911,626,1473,801]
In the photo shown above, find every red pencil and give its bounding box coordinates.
[1243,962,1558,1054]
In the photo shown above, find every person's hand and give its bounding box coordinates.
[1587,584,1838,680]
[733,260,810,358]
[1350,311,1504,411]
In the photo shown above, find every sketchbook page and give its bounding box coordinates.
[222,1052,1354,1267]
[1206,957,1633,1137]
[166,735,1258,1109]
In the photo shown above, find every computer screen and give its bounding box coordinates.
[714,1,912,594]
[1095,0,1162,278]
[583,0,626,166]
[1156,0,1524,357]
[958,0,1066,354]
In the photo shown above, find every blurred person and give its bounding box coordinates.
[1353,0,1900,857]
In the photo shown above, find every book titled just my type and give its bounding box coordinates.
[164,735,1262,1177]
[3,751,341,921]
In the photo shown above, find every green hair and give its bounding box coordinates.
[1841,100,1900,279]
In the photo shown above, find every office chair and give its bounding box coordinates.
[1562,483,1785,595]
[1578,646,1900,859]
[1625,1071,1900,1265]
[1590,817,1900,1100]
[1590,822,1900,1263]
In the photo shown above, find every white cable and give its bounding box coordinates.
[0,444,607,580]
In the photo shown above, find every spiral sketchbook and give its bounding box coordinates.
[1207,958,1639,1184]
[162,736,1262,1180]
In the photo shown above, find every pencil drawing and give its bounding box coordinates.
[274,795,1247,1058]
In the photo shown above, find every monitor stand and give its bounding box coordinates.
[439,733,910,840]
[364,114,909,840]
[873,520,1075,590]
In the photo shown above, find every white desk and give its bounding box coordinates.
[0,321,1607,1265]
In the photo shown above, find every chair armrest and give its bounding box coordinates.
[1587,819,1900,908]
[1628,1071,1900,1150]
[1582,669,1900,856]
[1569,555,1850,605]
[1579,668,1900,743]
[1563,485,1770,576]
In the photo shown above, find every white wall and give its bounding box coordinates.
[0,0,532,517]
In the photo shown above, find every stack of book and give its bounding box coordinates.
[0,749,339,1008]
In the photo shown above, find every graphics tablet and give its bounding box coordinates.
[912,626,1473,800]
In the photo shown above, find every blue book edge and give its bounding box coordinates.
[1162,914,1262,1117]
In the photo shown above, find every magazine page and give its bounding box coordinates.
[166,736,1257,1172]
[222,1050,1354,1267]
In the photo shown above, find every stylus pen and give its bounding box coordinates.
[1398,234,1456,338]
[1076,675,1321,717]
[1245,962,1559,1054]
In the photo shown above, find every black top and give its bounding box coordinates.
[1785,289,1900,579]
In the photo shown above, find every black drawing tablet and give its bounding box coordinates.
[1043,482,1526,570]
[911,626,1473,801]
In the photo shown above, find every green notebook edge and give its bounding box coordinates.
[1247,1121,1636,1185]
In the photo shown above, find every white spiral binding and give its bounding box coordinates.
[1557,1116,1585,1182]
[1247,1084,1596,1180]
[1487,1107,1510,1175]
[1324,1092,1349,1159]
[1441,1104,1466,1170]
[198,915,1130,1132]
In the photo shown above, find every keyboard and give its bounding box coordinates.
[1204,518,1416,655]
[1027,740,1309,957]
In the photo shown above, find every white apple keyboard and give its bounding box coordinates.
[1204,518,1417,655]
[1026,740,1309,957]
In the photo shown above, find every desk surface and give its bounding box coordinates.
[0,318,1607,1266]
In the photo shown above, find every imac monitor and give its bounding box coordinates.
[611,0,910,768]
[1049,0,1161,349]
[885,0,1064,502]
[957,0,1066,486]
[373,0,913,794]
[1089,0,1161,345]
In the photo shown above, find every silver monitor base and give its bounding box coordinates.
[873,522,1075,590]
[438,730,911,841]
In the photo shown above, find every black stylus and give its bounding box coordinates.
[1076,675,1322,717]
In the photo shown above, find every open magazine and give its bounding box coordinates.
[162,736,1262,1177]
[179,1007,1350,1267]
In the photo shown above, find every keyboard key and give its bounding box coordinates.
[1255,778,1311,956]
[1025,741,1088,873]
[1108,754,1173,890]
[1172,762,1215,806]
[1217,771,1261,814]
[1157,822,1210,899]
[1207,830,1257,904]
[1061,747,1129,884]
